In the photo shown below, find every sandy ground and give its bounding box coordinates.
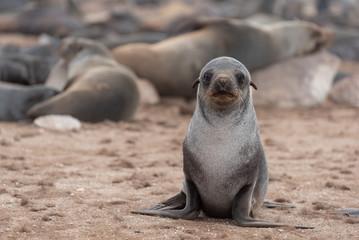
[0,101,358,240]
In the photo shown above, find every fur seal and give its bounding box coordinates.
[132,57,313,229]
[0,82,58,121]
[27,38,139,122]
[0,53,55,85]
[0,6,83,37]
[113,19,332,98]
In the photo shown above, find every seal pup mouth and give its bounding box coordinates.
[208,89,239,109]
[207,76,239,102]
[211,90,235,98]
[209,89,238,101]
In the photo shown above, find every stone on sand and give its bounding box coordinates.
[34,115,81,131]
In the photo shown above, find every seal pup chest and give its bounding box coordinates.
[184,122,254,216]
[190,126,242,182]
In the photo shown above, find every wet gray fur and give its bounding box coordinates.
[182,56,267,218]
[0,82,58,121]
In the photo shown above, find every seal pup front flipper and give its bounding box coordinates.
[145,191,186,211]
[232,184,314,229]
[131,179,200,220]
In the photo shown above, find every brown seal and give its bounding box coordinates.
[27,38,139,122]
[112,19,332,98]
[132,56,313,229]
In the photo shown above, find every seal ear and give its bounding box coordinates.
[250,81,258,90]
[192,78,200,89]
[72,38,84,53]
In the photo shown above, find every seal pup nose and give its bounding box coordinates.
[215,77,231,89]
[218,78,229,87]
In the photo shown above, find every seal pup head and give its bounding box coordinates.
[193,56,257,111]
[58,37,112,63]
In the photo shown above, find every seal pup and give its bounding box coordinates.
[113,19,332,98]
[0,82,58,121]
[27,38,139,122]
[132,57,313,229]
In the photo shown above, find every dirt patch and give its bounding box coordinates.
[0,102,358,239]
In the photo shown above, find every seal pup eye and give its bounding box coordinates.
[236,73,245,84]
[203,72,212,83]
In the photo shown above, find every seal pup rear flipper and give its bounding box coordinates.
[336,209,359,217]
[263,201,295,208]
[232,184,314,229]
[131,180,200,220]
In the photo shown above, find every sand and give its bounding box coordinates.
[0,102,358,240]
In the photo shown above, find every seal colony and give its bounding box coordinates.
[27,38,139,122]
[132,57,313,229]
[113,19,332,98]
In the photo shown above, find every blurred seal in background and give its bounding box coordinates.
[0,82,58,121]
[113,19,332,98]
[28,38,139,122]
